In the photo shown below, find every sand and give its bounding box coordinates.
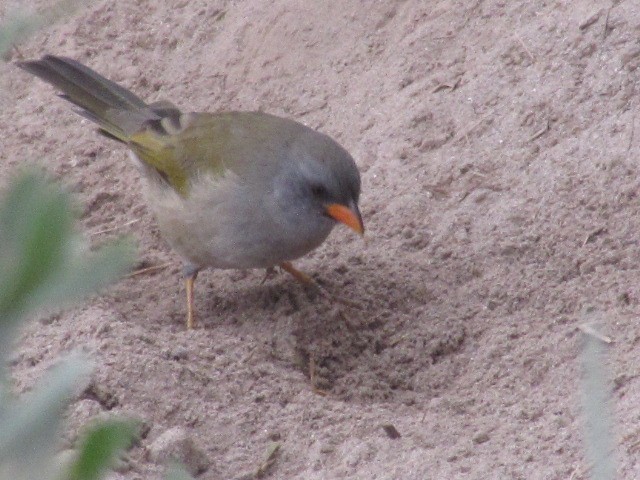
[1,0,639,478]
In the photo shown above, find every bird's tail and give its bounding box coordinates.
[17,55,160,143]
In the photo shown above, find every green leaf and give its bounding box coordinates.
[66,420,137,480]
[0,171,71,322]
[40,238,136,308]
[0,170,134,359]
[0,353,91,479]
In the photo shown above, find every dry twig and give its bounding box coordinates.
[126,262,172,278]
[527,119,550,142]
[91,218,141,236]
[578,323,612,344]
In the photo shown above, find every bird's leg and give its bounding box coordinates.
[279,261,327,303]
[279,261,315,285]
[279,261,363,310]
[261,266,278,285]
[183,265,200,329]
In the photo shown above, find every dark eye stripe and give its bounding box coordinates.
[312,184,328,197]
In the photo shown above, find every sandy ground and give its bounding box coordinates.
[2,0,640,478]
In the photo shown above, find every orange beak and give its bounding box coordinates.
[325,203,364,235]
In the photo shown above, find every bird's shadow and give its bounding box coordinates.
[198,256,470,404]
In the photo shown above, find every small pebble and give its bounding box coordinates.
[472,432,490,445]
[381,424,402,439]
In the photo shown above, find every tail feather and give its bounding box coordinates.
[17,55,158,142]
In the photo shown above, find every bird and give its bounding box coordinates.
[16,55,364,329]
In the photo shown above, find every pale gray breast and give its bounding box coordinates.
[141,170,334,270]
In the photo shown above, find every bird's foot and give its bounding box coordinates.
[261,266,278,285]
[278,262,363,310]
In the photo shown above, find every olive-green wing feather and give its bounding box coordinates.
[127,112,230,195]
[128,111,297,194]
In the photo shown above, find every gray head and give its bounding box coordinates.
[276,127,363,237]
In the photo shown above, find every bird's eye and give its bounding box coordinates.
[311,184,328,197]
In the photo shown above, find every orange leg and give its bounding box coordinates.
[279,262,363,310]
[279,261,315,285]
[184,266,199,329]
